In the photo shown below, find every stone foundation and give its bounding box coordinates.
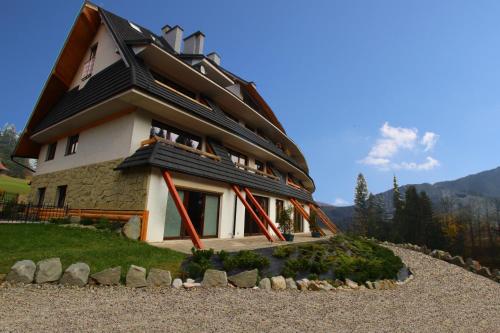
[29,159,150,210]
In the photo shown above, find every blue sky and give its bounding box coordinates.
[2,0,500,205]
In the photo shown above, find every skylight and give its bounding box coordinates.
[129,21,142,33]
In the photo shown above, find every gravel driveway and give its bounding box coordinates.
[1,246,499,333]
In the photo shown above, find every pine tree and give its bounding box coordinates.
[367,193,386,239]
[391,175,404,242]
[353,173,369,236]
[403,186,420,244]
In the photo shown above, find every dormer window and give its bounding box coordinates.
[81,44,98,81]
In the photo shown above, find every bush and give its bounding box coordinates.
[95,218,110,230]
[80,218,94,226]
[272,245,295,259]
[184,248,215,279]
[191,248,214,262]
[49,218,71,225]
[222,250,270,272]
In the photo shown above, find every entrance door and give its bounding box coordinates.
[294,206,304,233]
[164,190,220,239]
[244,195,269,236]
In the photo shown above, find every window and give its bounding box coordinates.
[255,160,265,172]
[275,199,284,224]
[129,21,142,33]
[56,185,67,208]
[65,134,79,155]
[228,149,247,169]
[45,142,57,161]
[81,44,98,81]
[36,188,46,206]
[150,120,202,150]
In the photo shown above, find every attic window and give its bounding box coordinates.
[81,44,97,81]
[129,21,142,33]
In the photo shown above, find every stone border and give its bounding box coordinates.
[1,258,414,292]
[379,241,499,283]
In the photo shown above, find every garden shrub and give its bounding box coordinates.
[80,218,94,226]
[49,218,71,225]
[95,218,110,230]
[222,250,269,272]
[184,248,215,278]
[272,245,295,259]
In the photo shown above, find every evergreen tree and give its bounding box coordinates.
[391,175,404,242]
[353,173,369,236]
[367,193,386,239]
[403,186,420,244]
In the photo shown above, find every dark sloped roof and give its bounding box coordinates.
[116,140,314,203]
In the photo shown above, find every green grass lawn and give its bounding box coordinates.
[0,224,186,278]
[0,175,30,195]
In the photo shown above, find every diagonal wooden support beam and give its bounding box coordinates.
[232,185,273,242]
[244,188,285,241]
[289,198,326,236]
[316,207,339,233]
[162,170,204,249]
[309,204,338,234]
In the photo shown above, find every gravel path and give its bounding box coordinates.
[1,246,499,333]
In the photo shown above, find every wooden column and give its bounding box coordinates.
[244,188,285,241]
[162,170,204,249]
[232,185,273,242]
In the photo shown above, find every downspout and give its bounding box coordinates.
[10,155,36,173]
[232,194,237,238]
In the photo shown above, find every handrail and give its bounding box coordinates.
[141,136,221,161]
[233,162,280,181]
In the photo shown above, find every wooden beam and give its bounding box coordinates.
[232,185,273,242]
[162,170,204,249]
[141,136,221,161]
[243,188,285,241]
[309,204,338,234]
[140,210,149,241]
[290,198,325,236]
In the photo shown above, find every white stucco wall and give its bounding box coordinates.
[36,112,144,175]
[70,23,122,90]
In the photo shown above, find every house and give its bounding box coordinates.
[13,2,337,247]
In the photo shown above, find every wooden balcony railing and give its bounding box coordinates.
[141,136,221,161]
[233,162,280,181]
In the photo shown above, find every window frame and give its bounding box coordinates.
[55,185,68,208]
[45,142,57,161]
[65,134,79,156]
[150,120,202,150]
[227,149,248,169]
[36,187,46,206]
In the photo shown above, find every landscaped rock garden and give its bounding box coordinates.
[1,235,414,291]
[379,240,500,283]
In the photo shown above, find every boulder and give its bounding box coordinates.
[317,280,333,291]
[397,265,410,281]
[271,276,286,290]
[258,277,271,291]
[172,278,183,289]
[69,216,81,224]
[477,267,492,278]
[345,278,358,289]
[228,269,258,288]
[122,215,141,240]
[365,281,374,289]
[126,265,147,288]
[466,258,481,272]
[91,267,121,285]
[296,279,309,291]
[183,282,201,288]
[35,258,62,283]
[450,256,466,267]
[146,268,172,288]
[308,281,321,291]
[493,269,500,279]
[373,281,382,290]
[201,269,228,288]
[6,260,36,284]
[60,263,90,287]
[285,278,298,290]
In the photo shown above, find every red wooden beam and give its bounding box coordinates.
[290,198,325,236]
[243,188,285,241]
[309,204,338,234]
[162,170,204,249]
[232,185,273,242]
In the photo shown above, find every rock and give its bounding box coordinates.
[186,278,195,284]
[183,282,201,288]
[146,269,171,288]
[397,265,410,281]
[466,258,481,272]
[308,281,321,291]
[35,258,62,283]
[493,269,500,279]
[477,267,492,278]
[172,278,183,289]
[258,278,271,290]
[345,278,359,289]
[126,265,146,288]
[285,278,298,290]
[271,276,286,290]
[6,260,36,284]
[450,256,466,267]
[228,269,258,288]
[69,216,81,224]
[60,263,90,287]
[317,280,333,291]
[91,267,121,285]
[296,279,309,291]
[373,281,382,289]
[122,215,141,240]
[201,269,228,288]
[365,281,374,289]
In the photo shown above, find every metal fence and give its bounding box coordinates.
[0,200,69,223]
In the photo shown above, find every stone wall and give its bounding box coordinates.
[29,159,150,210]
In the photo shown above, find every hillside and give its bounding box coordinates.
[321,166,500,230]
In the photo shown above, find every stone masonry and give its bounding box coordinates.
[29,159,150,210]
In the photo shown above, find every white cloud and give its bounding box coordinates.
[333,198,350,206]
[421,132,439,152]
[360,122,440,171]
